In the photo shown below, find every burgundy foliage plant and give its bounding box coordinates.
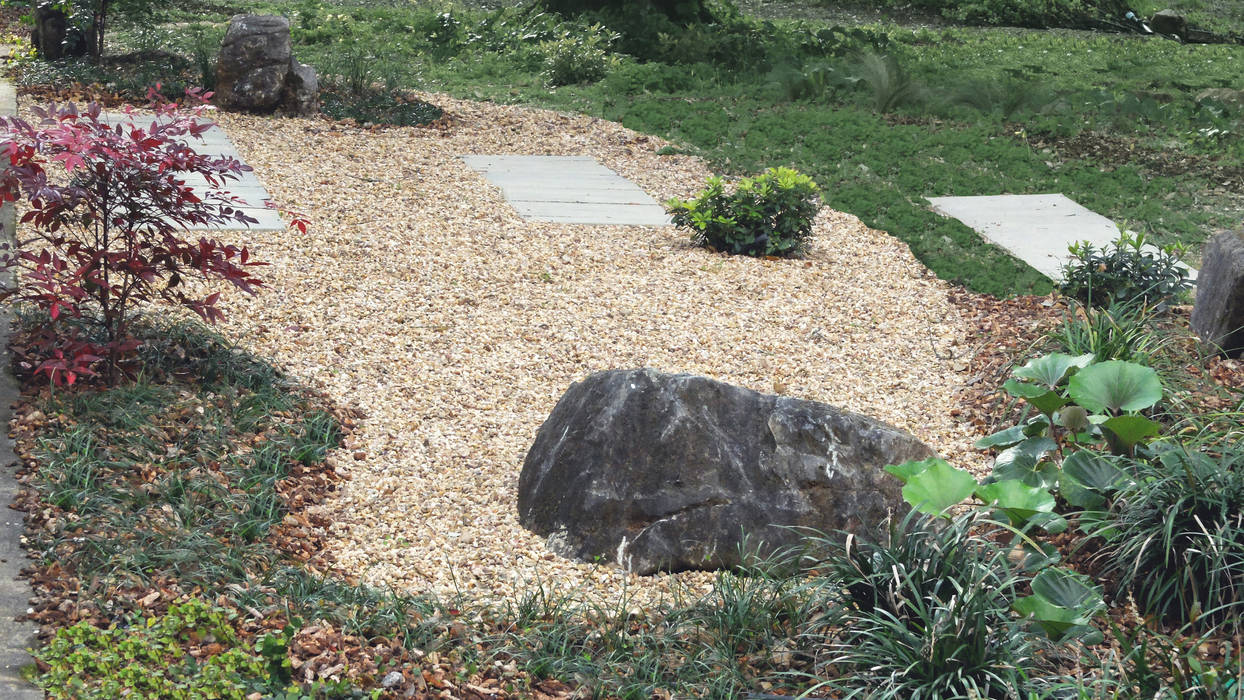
[0,88,301,385]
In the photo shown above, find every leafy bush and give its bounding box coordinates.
[1096,445,1244,631]
[1058,232,1192,309]
[33,597,279,699]
[667,167,822,257]
[0,94,290,385]
[804,513,1060,699]
[538,23,619,86]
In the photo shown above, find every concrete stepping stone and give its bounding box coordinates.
[100,113,284,231]
[461,155,671,227]
[928,193,1196,283]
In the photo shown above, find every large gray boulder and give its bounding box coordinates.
[517,369,929,575]
[216,15,317,114]
[1192,230,1244,357]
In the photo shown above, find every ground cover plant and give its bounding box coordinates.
[15,0,1242,296]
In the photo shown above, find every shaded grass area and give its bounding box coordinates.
[11,2,1244,295]
[16,318,460,696]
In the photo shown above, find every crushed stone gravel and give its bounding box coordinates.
[24,94,993,606]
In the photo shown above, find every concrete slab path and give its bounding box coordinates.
[928,193,1196,283]
[101,113,285,231]
[461,155,671,226]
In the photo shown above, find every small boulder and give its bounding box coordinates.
[517,369,928,575]
[283,57,319,115]
[1192,230,1244,357]
[216,15,298,112]
[1150,9,1187,37]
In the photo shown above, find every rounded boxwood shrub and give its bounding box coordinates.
[666,166,822,258]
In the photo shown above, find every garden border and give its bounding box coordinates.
[0,74,43,700]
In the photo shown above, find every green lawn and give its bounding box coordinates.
[23,0,1244,296]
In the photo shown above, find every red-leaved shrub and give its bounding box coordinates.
[0,88,303,385]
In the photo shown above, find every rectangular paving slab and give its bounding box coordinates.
[461,155,671,227]
[100,113,284,231]
[928,193,1196,283]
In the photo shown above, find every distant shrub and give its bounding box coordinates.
[667,167,822,257]
[539,24,619,86]
[1058,232,1192,309]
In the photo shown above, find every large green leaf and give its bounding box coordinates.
[1067,361,1162,414]
[1013,352,1095,388]
[990,437,1059,487]
[884,457,942,485]
[974,425,1026,450]
[1062,450,1130,494]
[999,436,1058,462]
[1013,567,1105,643]
[991,458,1059,489]
[1003,381,1067,415]
[974,479,1056,527]
[1100,414,1162,453]
[899,459,977,517]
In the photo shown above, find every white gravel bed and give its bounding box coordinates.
[182,97,985,605]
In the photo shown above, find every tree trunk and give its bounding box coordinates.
[32,6,96,61]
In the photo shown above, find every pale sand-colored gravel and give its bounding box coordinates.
[136,96,992,604]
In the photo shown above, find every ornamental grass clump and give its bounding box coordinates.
[0,89,305,385]
[666,167,821,258]
[1096,445,1244,632]
[801,512,1056,699]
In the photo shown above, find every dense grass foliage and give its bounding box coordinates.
[39,0,1241,296]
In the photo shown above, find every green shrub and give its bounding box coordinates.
[1096,445,1244,632]
[667,167,822,257]
[33,597,279,699]
[538,24,619,86]
[1058,232,1192,309]
[804,513,1056,699]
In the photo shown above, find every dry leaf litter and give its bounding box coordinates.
[25,94,992,607]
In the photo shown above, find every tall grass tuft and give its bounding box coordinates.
[801,512,1056,699]
[851,51,926,113]
[1095,445,1244,633]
